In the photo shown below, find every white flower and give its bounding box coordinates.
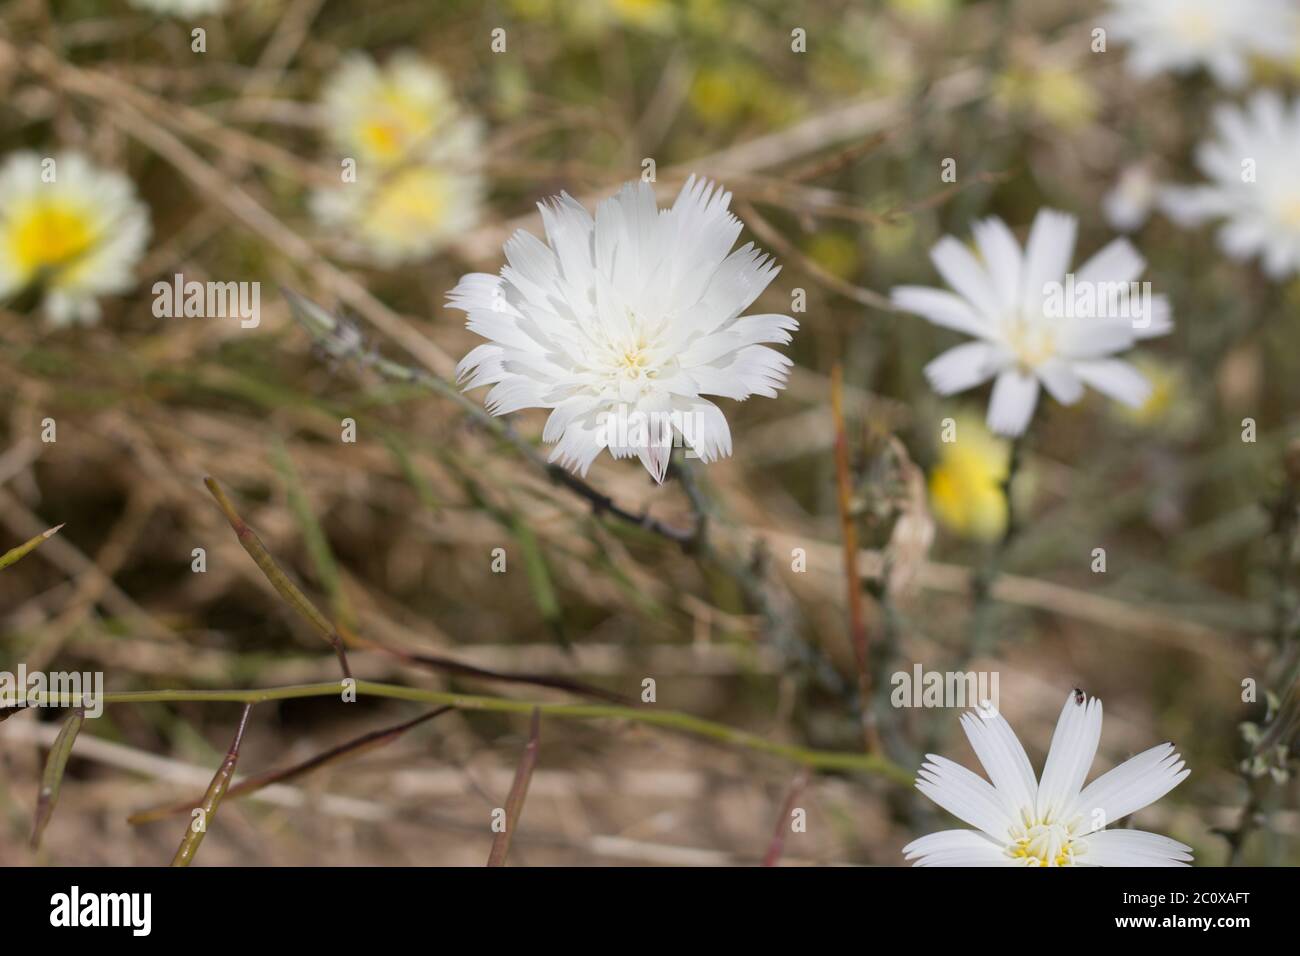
[318,52,476,171]
[311,165,482,267]
[449,177,796,482]
[128,0,226,15]
[1161,91,1300,280]
[1103,164,1158,234]
[0,151,151,326]
[890,209,1171,437]
[311,52,482,264]
[904,692,1192,867]
[1106,0,1297,89]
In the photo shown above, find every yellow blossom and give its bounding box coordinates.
[928,415,1010,542]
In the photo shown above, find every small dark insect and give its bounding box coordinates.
[1073,687,1086,705]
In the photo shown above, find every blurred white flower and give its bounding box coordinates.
[891,210,1171,437]
[904,691,1192,867]
[312,52,482,265]
[450,177,796,482]
[129,0,226,15]
[1103,164,1158,234]
[1161,91,1300,280]
[311,165,481,267]
[1106,0,1297,89]
[508,0,676,36]
[319,52,475,170]
[0,151,150,326]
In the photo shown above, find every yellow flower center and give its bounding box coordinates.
[590,328,668,402]
[618,347,652,379]
[1175,11,1216,45]
[359,121,406,160]
[1279,197,1300,230]
[354,89,440,163]
[8,199,98,278]
[370,167,450,232]
[1005,318,1057,370]
[607,0,671,28]
[1007,819,1080,867]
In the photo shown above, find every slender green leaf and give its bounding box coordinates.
[271,440,355,630]
[171,704,253,867]
[0,524,64,571]
[30,707,85,850]
[509,514,561,627]
[384,433,441,514]
[204,476,352,679]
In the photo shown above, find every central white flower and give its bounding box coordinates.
[904,691,1192,867]
[450,176,797,482]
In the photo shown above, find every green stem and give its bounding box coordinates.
[17,680,912,781]
[0,523,64,571]
[968,432,1024,653]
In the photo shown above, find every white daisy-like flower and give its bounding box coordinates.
[890,209,1172,437]
[1161,91,1300,280]
[1105,0,1297,89]
[449,176,796,482]
[904,691,1192,867]
[311,52,483,264]
[0,151,151,326]
[318,52,477,171]
[129,0,226,16]
[311,165,483,267]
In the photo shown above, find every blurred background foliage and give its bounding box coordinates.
[0,0,1297,865]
